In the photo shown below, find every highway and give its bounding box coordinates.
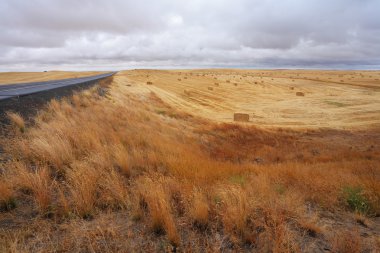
[0,72,116,101]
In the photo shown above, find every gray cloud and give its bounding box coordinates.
[0,0,379,71]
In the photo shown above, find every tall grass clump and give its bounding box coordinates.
[0,180,16,211]
[6,112,25,133]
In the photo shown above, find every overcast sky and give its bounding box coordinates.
[0,0,379,71]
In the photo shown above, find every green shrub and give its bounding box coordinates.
[229,175,246,186]
[274,184,286,195]
[343,186,371,215]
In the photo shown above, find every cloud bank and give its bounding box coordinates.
[0,0,379,70]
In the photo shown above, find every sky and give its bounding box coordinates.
[0,0,379,71]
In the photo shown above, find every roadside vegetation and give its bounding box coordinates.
[0,73,379,252]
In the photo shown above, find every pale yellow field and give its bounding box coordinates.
[122,69,380,130]
[0,71,106,85]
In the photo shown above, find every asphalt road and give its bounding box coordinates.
[0,72,116,101]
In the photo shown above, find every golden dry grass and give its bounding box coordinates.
[0,71,379,252]
[0,71,106,85]
[6,112,25,133]
[0,180,15,211]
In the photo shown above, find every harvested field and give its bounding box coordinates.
[126,69,380,129]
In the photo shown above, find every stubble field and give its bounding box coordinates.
[126,69,380,129]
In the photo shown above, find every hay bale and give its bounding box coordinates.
[147,81,153,85]
[296,92,304,96]
[234,83,238,86]
[234,113,249,122]
[214,83,219,86]
[208,87,214,91]
[226,80,230,83]
[184,89,191,95]
[184,77,188,79]
[290,87,294,90]
[178,79,182,81]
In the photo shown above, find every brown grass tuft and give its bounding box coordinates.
[189,189,209,228]
[331,230,362,253]
[13,163,53,214]
[136,177,180,245]
[219,185,252,242]
[298,217,323,237]
[112,145,130,177]
[6,112,25,133]
[0,180,16,211]
[68,162,100,218]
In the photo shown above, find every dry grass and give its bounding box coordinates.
[6,112,25,133]
[0,180,15,211]
[0,72,379,252]
[135,176,180,245]
[219,185,252,242]
[189,189,209,228]
[10,163,53,213]
[331,231,362,253]
[298,216,323,237]
[68,162,100,218]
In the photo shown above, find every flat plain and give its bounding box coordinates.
[125,69,380,129]
[0,71,106,85]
